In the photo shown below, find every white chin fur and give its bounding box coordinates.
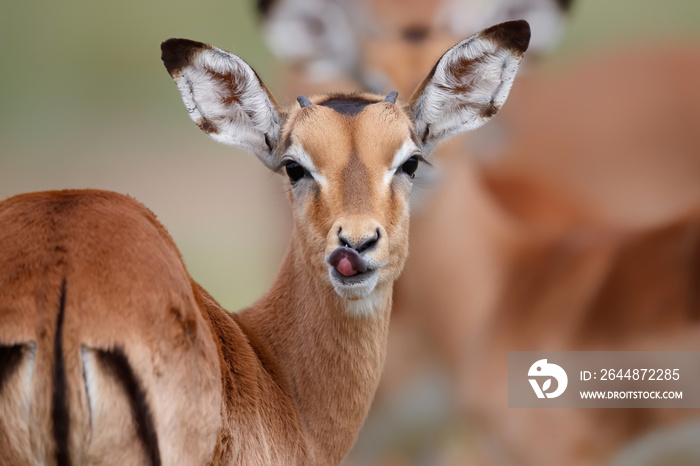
[329,268,383,317]
[344,294,385,318]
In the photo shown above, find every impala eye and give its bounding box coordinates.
[285,161,306,185]
[400,156,419,179]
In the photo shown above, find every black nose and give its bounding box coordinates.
[338,228,380,254]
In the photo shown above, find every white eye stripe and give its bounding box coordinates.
[287,141,416,188]
[287,145,327,187]
[384,140,420,185]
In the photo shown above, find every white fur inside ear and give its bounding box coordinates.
[172,46,280,168]
[412,34,522,153]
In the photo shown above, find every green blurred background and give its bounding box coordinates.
[1,0,699,311]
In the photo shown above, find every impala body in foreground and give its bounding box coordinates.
[0,21,529,465]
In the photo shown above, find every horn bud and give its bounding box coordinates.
[297,95,313,108]
[383,91,398,104]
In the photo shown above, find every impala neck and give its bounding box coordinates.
[238,232,392,464]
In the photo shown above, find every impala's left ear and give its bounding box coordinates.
[161,38,282,170]
[409,20,530,155]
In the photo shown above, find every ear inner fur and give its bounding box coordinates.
[160,39,282,169]
[409,20,530,153]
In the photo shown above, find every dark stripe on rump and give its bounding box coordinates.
[52,278,70,466]
[95,347,161,466]
[0,344,24,394]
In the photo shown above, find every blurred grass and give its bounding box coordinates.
[0,0,277,152]
[0,0,287,311]
[1,0,699,311]
[557,0,700,59]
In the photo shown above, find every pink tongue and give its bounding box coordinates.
[336,256,357,277]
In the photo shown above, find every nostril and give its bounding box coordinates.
[337,228,381,253]
[338,228,351,248]
[356,229,380,254]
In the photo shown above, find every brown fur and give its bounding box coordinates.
[0,191,221,465]
[280,96,414,290]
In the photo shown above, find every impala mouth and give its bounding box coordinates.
[328,247,367,277]
[330,266,377,285]
[326,247,380,298]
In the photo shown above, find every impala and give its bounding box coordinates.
[0,21,530,465]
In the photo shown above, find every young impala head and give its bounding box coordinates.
[161,20,530,315]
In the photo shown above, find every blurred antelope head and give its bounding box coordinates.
[260,0,569,95]
[161,20,530,316]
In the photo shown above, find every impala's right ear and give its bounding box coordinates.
[161,38,282,170]
[409,20,530,155]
